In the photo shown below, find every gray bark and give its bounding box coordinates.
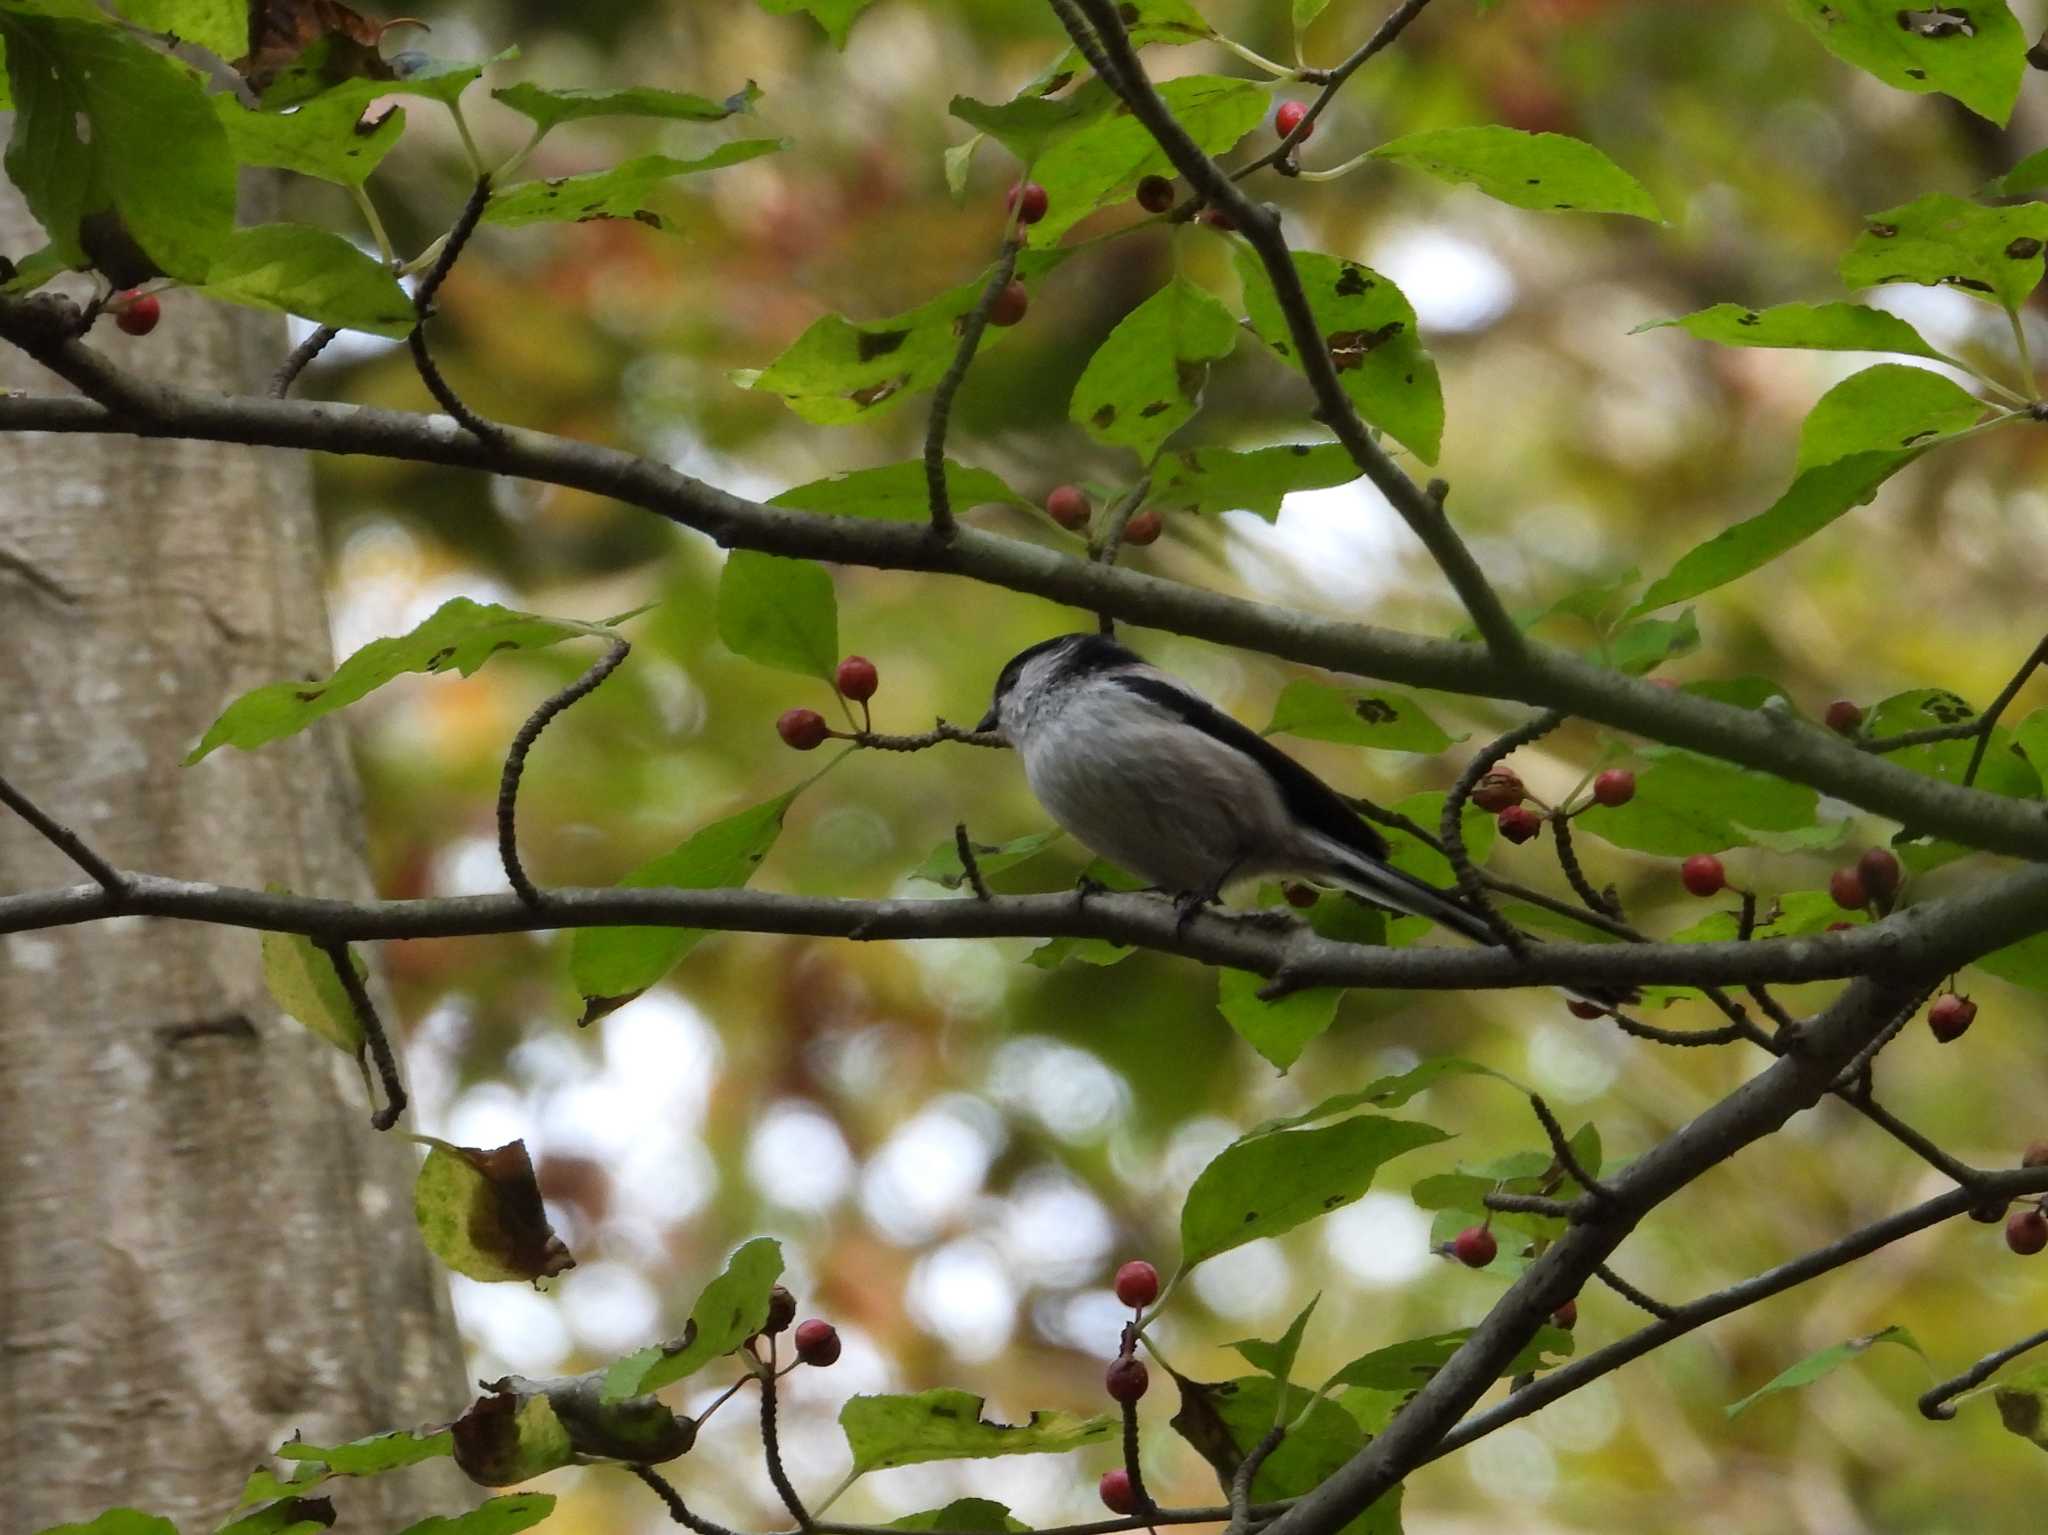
[0,185,467,1530]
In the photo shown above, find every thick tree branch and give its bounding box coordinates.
[4,316,2048,860]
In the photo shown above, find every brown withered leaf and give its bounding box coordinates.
[237,0,414,95]
[413,1137,576,1283]
[452,1375,694,1485]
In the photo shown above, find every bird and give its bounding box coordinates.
[974,631,1514,942]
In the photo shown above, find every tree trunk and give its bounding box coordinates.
[0,186,467,1531]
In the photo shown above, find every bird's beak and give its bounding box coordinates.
[975,706,1001,735]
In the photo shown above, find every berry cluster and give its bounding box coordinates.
[752,1283,841,1366]
[1041,485,1164,547]
[776,654,882,751]
[1471,762,1635,848]
[1096,1259,1159,1513]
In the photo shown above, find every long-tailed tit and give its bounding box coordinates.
[975,631,1508,942]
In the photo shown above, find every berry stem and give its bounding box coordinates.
[1211,34,1297,77]
[2010,307,2040,402]
[446,97,488,178]
[350,183,397,268]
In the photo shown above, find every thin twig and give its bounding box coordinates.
[1549,815,1618,922]
[631,1465,745,1535]
[1232,0,1439,180]
[1530,1095,1614,1203]
[850,722,1007,752]
[1225,1426,1285,1535]
[1592,1262,1677,1320]
[1920,1326,2048,1420]
[1606,1011,1750,1048]
[1483,1191,1577,1219]
[1089,478,1152,634]
[1119,1392,1157,1516]
[269,324,339,399]
[1963,633,2048,786]
[954,823,994,902]
[0,769,123,892]
[1734,890,1800,1032]
[317,938,406,1130]
[925,238,1023,538]
[1440,711,1566,953]
[408,176,501,443]
[497,637,631,905]
[760,1348,812,1530]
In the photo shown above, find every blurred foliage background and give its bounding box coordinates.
[260,0,2048,1529]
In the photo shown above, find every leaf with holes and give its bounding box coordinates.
[1070,277,1238,463]
[1840,193,2048,312]
[1265,681,1461,753]
[1575,746,1818,855]
[1237,247,1443,463]
[201,223,415,336]
[1864,688,2040,800]
[485,140,785,230]
[189,598,600,761]
[1180,1114,1447,1269]
[1147,442,1362,518]
[413,1138,575,1284]
[1633,301,1961,365]
[570,788,803,1014]
[770,460,1027,521]
[716,551,838,679]
[1795,363,1987,470]
[1368,125,1660,218]
[604,1236,784,1398]
[1786,0,2025,124]
[1726,1325,1925,1417]
[839,1391,1115,1475]
[213,84,406,186]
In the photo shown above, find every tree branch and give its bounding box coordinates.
[498,636,631,905]
[0,768,123,892]
[1920,1325,2048,1420]
[925,237,1023,538]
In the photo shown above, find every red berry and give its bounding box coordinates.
[1470,770,1525,813]
[1824,699,1865,735]
[988,281,1028,327]
[1122,508,1163,546]
[2023,1140,2048,1169]
[762,1285,797,1336]
[1046,484,1092,530]
[1591,768,1636,808]
[1007,181,1049,224]
[1551,1299,1578,1330]
[1135,174,1175,214]
[1105,1356,1149,1403]
[1566,999,1605,1020]
[1928,993,1976,1043]
[1450,1225,1497,1268]
[1282,882,1320,909]
[1496,805,1542,844]
[1114,1260,1160,1308]
[1680,854,1725,898]
[835,655,878,702]
[793,1318,841,1366]
[1829,866,1868,912]
[1200,206,1236,231]
[113,291,160,336]
[777,708,831,751]
[1826,921,1854,932]
[2007,1208,2047,1256]
[1275,100,1312,140]
[1857,847,1901,905]
[1099,1469,1139,1515]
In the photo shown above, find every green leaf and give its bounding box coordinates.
[942,135,981,200]
[1666,889,1865,947]
[756,0,876,47]
[187,598,598,761]
[1991,1363,2048,1449]
[909,829,1063,891]
[737,247,1067,424]
[1328,1325,1574,1391]
[114,0,242,58]
[1265,681,1461,753]
[1180,1114,1448,1270]
[485,140,785,230]
[604,1236,785,1397]
[888,1501,1027,1534]
[1608,609,1700,676]
[1218,969,1342,1071]
[1785,0,2025,123]
[769,460,1026,521]
[492,80,759,132]
[378,47,517,109]
[200,223,415,336]
[1230,1294,1320,1386]
[950,87,1107,167]
[393,1494,556,1535]
[1250,1057,1519,1135]
[1633,300,1960,365]
[1147,442,1362,518]
[1170,1375,1402,1535]
[213,88,405,187]
[839,1390,1115,1476]
[1295,0,1334,36]
[1865,688,2040,800]
[1069,277,1238,462]
[413,1138,576,1284]
[1368,125,1661,218]
[212,1497,334,1535]
[1629,451,1909,615]
[1725,1325,1924,1417]
[260,927,365,1059]
[0,13,235,279]
[1025,74,1264,248]
[1384,789,1495,891]
[1237,247,1443,463]
[1840,193,2048,312]
[239,1428,454,1505]
[1,241,68,294]
[35,1514,179,1535]
[716,551,838,679]
[1575,746,1819,855]
[1985,145,2048,197]
[1795,363,1986,470]
[570,788,802,1010]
